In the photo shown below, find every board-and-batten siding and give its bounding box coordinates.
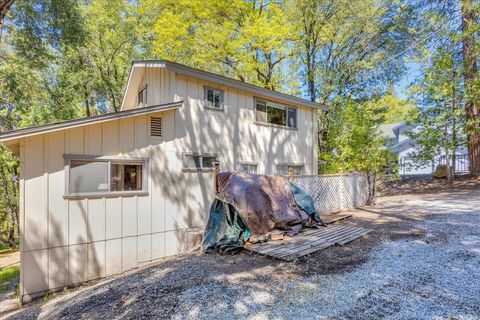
[17,66,319,300]
[172,74,318,175]
[18,111,199,299]
[134,66,177,108]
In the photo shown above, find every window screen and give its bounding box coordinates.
[70,160,109,193]
[255,100,267,122]
[183,155,202,169]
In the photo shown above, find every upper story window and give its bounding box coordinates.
[138,86,147,108]
[255,98,297,129]
[65,156,147,197]
[204,86,224,109]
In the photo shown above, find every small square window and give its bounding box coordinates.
[183,153,219,171]
[275,164,303,176]
[255,98,297,128]
[238,163,257,174]
[204,87,224,109]
[138,87,147,108]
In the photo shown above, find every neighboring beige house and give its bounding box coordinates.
[0,60,326,302]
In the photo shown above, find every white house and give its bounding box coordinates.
[0,60,326,301]
[380,122,469,175]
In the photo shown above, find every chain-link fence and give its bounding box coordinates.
[290,174,374,214]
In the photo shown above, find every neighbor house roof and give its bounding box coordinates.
[121,60,328,111]
[0,101,183,145]
[378,122,403,139]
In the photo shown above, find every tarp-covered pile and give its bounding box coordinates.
[203,172,324,252]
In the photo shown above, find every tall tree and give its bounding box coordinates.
[409,50,465,180]
[142,0,293,90]
[0,0,15,24]
[461,0,480,177]
[0,145,18,247]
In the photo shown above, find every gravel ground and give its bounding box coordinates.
[3,191,480,320]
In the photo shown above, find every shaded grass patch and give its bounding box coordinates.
[0,265,20,293]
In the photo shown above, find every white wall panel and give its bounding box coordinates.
[88,241,106,280]
[68,200,87,245]
[68,244,87,285]
[87,198,106,242]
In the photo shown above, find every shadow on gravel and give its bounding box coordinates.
[6,192,479,320]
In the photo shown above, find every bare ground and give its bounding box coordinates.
[377,174,480,196]
[2,190,480,319]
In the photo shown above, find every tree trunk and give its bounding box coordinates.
[366,172,376,206]
[461,0,480,177]
[84,85,91,117]
[0,0,15,22]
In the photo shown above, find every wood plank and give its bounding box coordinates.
[281,229,372,261]
[248,225,346,254]
[246,224,372,261]
[260,226,356,256]
[275,227,367,260]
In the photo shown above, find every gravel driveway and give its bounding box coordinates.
[3,191,480,320]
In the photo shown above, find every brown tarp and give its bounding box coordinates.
[215,172,321,238]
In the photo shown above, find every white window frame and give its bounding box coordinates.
[204,86,224,110]
[182,153,220,172]
[254,97,297,129]
[64,154,148,198]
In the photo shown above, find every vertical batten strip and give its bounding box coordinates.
[44,133,49,290]
[19,138,25,300]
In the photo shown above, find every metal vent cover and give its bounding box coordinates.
[150,117,162,137]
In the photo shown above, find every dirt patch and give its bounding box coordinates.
[377,175,480,196]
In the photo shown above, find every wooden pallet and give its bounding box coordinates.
[246,224,372,261]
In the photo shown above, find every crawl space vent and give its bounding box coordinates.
[150,117,163,138]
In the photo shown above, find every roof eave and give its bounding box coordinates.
[131,60,328,111]
[0,101,183,143]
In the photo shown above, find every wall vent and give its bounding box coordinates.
[150,117,162,138]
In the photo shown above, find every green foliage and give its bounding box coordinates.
[320,98,394,174]
[1,0,139,128]
[374,93,417,124]
[0,265,20,293]
[290,0,418,103]
[141,0,293,90]
[0,145,18,247]
[408,50,465,173]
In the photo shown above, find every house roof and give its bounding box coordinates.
[121,60,328,111]
[0,101,183,144]
[378,122,403,139]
